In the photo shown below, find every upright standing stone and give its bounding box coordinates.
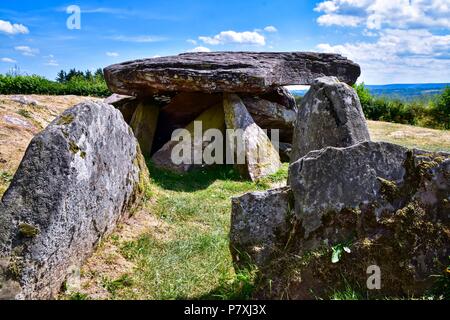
[130,102,160,157]
[0,101,149,299]
[223,94,281,181]
[291,77,370,162]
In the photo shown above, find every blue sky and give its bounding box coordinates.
[0,0,449,84]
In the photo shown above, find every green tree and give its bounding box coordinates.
[432,86,450,129]
[56,70,67,83]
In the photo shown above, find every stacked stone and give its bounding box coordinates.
[103,51,361,180]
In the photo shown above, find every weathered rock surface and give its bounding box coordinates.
[291,76,370,162]
[278,142,292,163]
[259,86,297,111]
[241,96,297,142]
[224,94,281,181]
[152,104,225,173]
[0,101,149,299]
[230,187,293,266]
[104,93,136,106]
[104,52,361,96]
[130,101,160,157]
[231,141,449,299]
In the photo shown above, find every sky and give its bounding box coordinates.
[0,0,449,85]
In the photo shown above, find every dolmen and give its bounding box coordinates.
[104,52,361,180]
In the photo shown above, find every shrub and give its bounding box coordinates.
[431,86,450,129]
[0,71,110,97]
[352,83,449,130]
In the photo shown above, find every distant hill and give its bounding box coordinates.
[290,83,449,100]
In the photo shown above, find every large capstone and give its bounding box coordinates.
[104,52,361,96]
[0,101,149,299]
[291,76,370,162]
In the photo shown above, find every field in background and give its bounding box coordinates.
[368,120,450,152]
[0,95,449,300]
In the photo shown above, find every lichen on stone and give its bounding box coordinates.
[57,114,75,126]
[68,140,80,154]
[18,223,40,238]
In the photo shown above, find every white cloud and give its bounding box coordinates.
[189,46,211,53]
[264,25,278,33]
[14,46,39,57]
[317,14,364,27]
[107,35,166,43]
[106,51,119,57]
[199,30,266,46]
[0,20,29,35]
[45,59,59,67]
[315,0,450,29]
[317,28,450,83]
[187,39,197,45]
[1,57,16,63]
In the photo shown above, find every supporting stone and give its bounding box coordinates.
[130,102,160,157]
[241,96,297,142]
[223,94,281,181]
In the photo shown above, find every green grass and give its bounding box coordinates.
[103,162,288,300]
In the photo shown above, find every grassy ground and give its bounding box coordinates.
[73,163,288,300]
[368,120,450,152]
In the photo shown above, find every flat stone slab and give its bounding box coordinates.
[104,52,361,96]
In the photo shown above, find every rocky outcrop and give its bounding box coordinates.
[231,141,449,299]
[0,101,149,299]
[104,52,361,96]
[224,94,281,181]
[291,77,370,162]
